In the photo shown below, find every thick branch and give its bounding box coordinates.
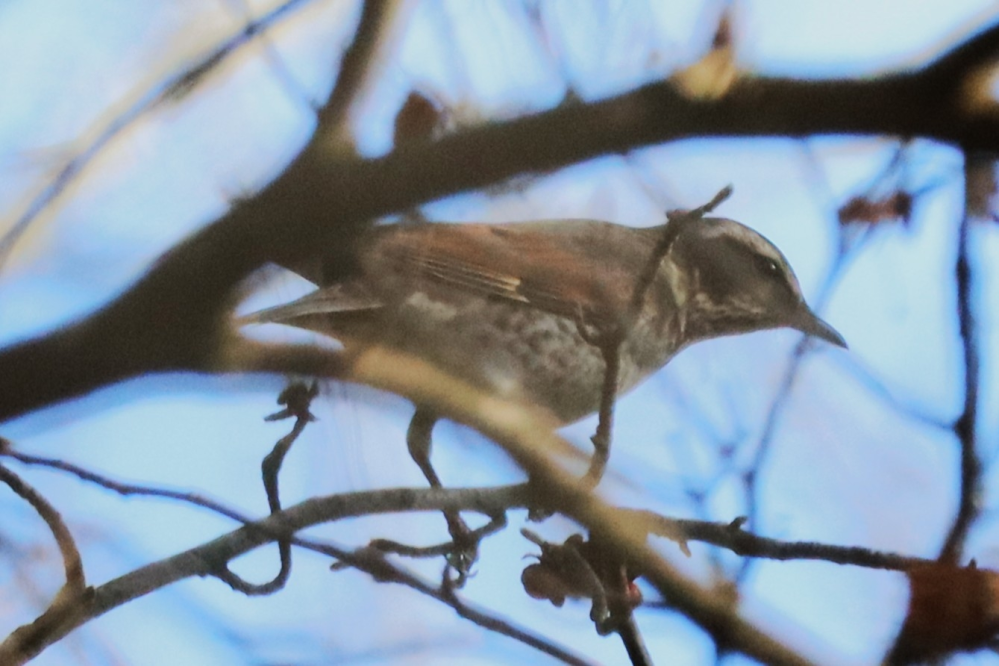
[3,25,999,420]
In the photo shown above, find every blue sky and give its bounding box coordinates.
[2,1,999,664]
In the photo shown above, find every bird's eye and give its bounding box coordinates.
[753,254,781,276]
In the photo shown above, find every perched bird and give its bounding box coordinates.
[245,216,845,570]
[248,217,844,421]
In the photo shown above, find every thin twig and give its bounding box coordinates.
[366,511,507,560]
[224,0,315,108]
[0,461,89,666]
[832,353,953,431]
[0,0,319,272]
[268,342,818,665]
[937,154,983,563]
[632,510,927,571]
[0,480,582,665]
[302,538,592,665]
[0,459,84,594]
[214,381,317,595]
[4,434,930,575]
[3,436,563,660]
[617,615,654,666]
[627,185,733,322]
[584,186,733,485]
[736,162,881,582]
[584,336,621,486]
[1,448,260,525]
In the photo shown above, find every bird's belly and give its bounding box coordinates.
[375,293,663,423]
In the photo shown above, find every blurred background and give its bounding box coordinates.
[1,0,998,663]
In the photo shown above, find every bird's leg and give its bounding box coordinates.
[406,407,477,576]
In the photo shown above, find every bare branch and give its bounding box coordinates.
[0,459,88,666]
[2,481,561,663]
[636,511,927,571]
[582,185,733,485]
[244,342,817,665]
[5,420,952,663]
[5,25,999,421]
[316,0,402,139]
[937,155,985,563]
[617,615,653,666]
[922,20,999,88]
[0,0,321,272]
[0,455,84,594]
[6,20,999,662]
[2,448,261,525]
[214,382,317,596]
[629,185,733,320]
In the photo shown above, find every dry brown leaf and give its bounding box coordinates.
[893,563,999,661]
[837,191,913,226]
[671,10,738,100]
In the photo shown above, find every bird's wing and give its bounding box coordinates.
[246,221,649,331]
[369,222,633,322]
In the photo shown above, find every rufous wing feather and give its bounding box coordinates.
[367,223,635,323]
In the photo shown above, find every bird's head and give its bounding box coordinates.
[667,217,846,348]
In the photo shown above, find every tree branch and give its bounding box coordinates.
[316,0,402,138]
[263,343,819,664]
[0,461,88,666]
[936,155,983,563]
[637,512,927,571]
[4,22,999,422]
[4,419,948,664]
[0,0,323,271]
[0,482,545,662]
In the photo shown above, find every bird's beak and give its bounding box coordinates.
[792,308,848,349]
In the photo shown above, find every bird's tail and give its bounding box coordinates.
[237,283,382,327]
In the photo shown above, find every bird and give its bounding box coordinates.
[243,215,846,571]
